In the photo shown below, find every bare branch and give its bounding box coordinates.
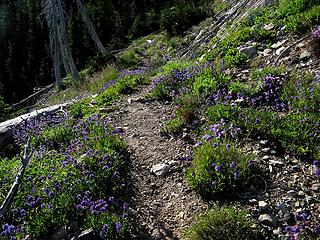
[0,139,34,216]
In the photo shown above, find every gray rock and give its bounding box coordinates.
[258,201,270,211]
[299,51,311,60]
[276,46,286,55]
[264,23,274,31]
[259,140,269,146]
[311,184,319,191]
[239,45,258,58]
[277,202,289,214]
[50,227,68,240]
[262,48,273,56]
[151,163,170,176]
[271,40,287,49]
[258,214,277,227]
[287,190,298,198]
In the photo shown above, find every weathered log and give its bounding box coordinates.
[0,102,73,149]
[0,139,34,216]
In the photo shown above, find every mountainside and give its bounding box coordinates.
[1,0,320,239]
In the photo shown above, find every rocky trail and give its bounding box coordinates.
[107,85,208,240]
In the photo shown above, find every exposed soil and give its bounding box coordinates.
[107,86,208,240]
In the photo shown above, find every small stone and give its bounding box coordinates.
[287,190,298,198]
[238,45,258,58]
[262,155,270,160]
[258,214,277,227]
[179,211,185,219]
[262,48,273,56]
[311,184,319,191]
[276,46,286,55]
[50,227,68,240]
[261,147,270,153]
[305,196,315,204]
[271,40,287,49]
[299,51,311,60]
[151,163,170,176]
[273,227,282,236]
[297,191,305,197]
[277,202,289,214]
[259,140,269,146]
[269,160,284,165]
[258,201,269,210]
[264,23,274,31]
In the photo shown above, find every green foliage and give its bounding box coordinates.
[185,206,263,240]
[0,95,11,122]
[281,71,320,113]
[164,118,185,133]
[86,52,116,73]
[98,74,147,105]
[187,140,253,196]
[256,0,320,33]
[192,69,218,95]
[0,113,129,239]
[159,3,208,35]
[206,104,240,123]
[175,93,201,123]
[69,99,94,118]
[224,49,248,67]
[118,49,140,69]
[157,60,195,76]
[271,113,320,157]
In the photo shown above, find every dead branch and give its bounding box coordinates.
[0,139,34,216]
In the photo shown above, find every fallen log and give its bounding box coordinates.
[0,101,74,149]
[0,138,34,216]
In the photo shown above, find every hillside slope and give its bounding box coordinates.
[1,0,320,239]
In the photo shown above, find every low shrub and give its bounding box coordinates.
[186,138,254,196]
[184,206,263,240]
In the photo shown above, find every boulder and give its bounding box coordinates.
[151,163,170,176]
[238,45,258,58]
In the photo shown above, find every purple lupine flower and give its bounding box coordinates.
[312,26,320,39]
[203,134,212,142]
[215,165,222,172]
[100,224,108,239]
[315,224,320,235]
[229,162,236,169]
[115,222,122,233]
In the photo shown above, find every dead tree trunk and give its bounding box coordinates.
[74,0,106,53]
[41,0,79,87]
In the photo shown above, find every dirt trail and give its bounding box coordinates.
[107,86,208,240]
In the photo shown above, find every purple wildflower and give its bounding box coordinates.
[115,222,122,233]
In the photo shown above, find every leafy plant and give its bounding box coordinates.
[187,139,253,196]
[185,206,263,240]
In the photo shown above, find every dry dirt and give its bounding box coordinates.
[107,86,208,240]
